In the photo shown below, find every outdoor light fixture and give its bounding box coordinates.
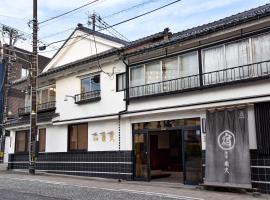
[64,95,75,101]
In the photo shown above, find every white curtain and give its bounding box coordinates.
[145,61,161,95]
[203,46,225,73]
[225,39,250,79]
[226,40,250,68]
[130,66,144,87]
[252,33,270,62]
[203,46,225,84]
[179,52,199,88]
[130,66,145,97]
[251,33,270,76]
[145,61,161,84]
[162,57,178,80]
[179,52,199,77]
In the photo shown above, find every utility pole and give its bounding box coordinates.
[29,0,38,175]
[88,13,96,31]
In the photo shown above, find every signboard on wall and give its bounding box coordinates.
[205,108,251,188]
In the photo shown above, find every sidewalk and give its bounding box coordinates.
[0,170,269,200]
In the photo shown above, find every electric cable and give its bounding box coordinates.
[39,0,100,25]
[39,0,181,51]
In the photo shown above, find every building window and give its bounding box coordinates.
[39,128,46,152]
[37,86,56,105]
[130,51,199,87]
[130,65,144,87]
[145,61,161,84]
[81,75,100,93]
[162,57,178,80]
[68,124,88,151]
[21,68,29,79]
[15,130,29,153]
[251,33,270,63]
[116,73,126,92]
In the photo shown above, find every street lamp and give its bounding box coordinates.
[64,95,75,102]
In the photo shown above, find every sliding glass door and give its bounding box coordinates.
[133,130,150,181]
[183,128,202,185]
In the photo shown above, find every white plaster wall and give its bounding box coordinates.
[248,105,257,149]
[55,61,126,121]
[120,118,132,151]
[46,125,67,152]
[88,120,119,151]
[44,30,124,72]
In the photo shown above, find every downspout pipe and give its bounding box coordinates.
[117,56,129,182]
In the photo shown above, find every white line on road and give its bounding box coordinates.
[8,177,204,200]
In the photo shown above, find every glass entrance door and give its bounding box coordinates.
[183,128,202,185]
[133,130,150,181]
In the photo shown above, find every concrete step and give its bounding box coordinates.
[0,164,8,171]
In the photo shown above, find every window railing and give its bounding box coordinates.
[129,60,270,98]
[74,90,101,104]
[18,101,56,116]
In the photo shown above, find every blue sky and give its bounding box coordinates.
[0,0,269,57]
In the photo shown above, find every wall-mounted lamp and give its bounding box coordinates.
[64,95,75,102]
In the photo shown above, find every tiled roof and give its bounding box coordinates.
[77,24,129,45]
[127,3,270,55]
[124,28,171,49]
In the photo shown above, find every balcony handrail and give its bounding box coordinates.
[129,60,270,98]
[202,59,270,75]
[130,74,200,89]
[18,101,56,115]
[129,59,270,89]
[74,90,101,104]
[74,90,101,98]
[129,60,270,90]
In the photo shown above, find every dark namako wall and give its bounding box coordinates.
[8,151,133,180]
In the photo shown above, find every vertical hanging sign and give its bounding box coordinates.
[205,108,251,188]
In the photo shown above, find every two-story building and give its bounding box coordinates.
[0,46,50,163]
[5,3,270,194]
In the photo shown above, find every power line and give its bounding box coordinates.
[96,16,129,41]
[103,0,161,19]
[40,27,75,39]
[40,0,181,49]
[39,0,100,25]
[37,0,155,41]
[40,0,159,41]
[97,0,182,32]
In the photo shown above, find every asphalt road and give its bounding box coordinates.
[0,172,267,200]
[0,174,202,200]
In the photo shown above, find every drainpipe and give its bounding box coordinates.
[117,57,129,182]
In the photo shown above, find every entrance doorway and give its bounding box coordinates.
[133,118,202,184]
[149,130,183,183]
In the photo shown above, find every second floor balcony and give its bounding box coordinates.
[74,90,101,104]
[129,60,270,99]
[18,101,56,116]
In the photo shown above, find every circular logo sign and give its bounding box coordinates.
[218,130,235,151]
